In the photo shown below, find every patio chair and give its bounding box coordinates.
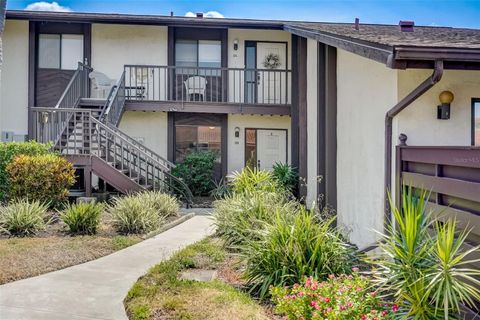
[184,76,208,101]
[89,71,116,99]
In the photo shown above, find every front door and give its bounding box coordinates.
[256,129,287,171]
[256,42,287,104]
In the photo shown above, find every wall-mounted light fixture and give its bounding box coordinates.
[437,90,454,120]
[234,127,240,138]
[233,39,239,51]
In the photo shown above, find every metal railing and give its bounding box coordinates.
[124,65,291,105]
[55,62,92,109]
[31,107,193,204]
[99,71,126,126]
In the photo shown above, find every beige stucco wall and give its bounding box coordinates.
[118,111,168,158]
[306,39,318,206]
[227,114,291,173]
[336,49,398,249]
[91,24,168,80]
[0,20,29,138]
[395,69,479,146]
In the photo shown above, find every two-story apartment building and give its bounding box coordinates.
[1,10,480,250]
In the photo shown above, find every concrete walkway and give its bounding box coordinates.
[0,215,213,320]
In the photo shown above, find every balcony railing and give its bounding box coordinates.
[124,65,291,106]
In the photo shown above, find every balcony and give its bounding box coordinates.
[123,65,292,115]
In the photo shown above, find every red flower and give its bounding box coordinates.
[392,304,399,312]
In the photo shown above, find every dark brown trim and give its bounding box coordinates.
[394,46,480,63]
[290,35,299,173]
[83,23,91,66]
[297,36,308,199]
[167,112,175,162]
[221,115,228,178]
[125,101,291,115]
[472,98,480,146]
[316,43,337,209]
[284,25,392,65]
[7,10,284,29]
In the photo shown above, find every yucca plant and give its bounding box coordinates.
[60,202,103,235]
[136,191,180,218]
[372,186,480,319]
[108,194,163,234]
[272,162,298,193]
[241,207,355,299]
[0,199,49,236]
[229,166,280,195]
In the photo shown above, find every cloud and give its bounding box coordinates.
[25,1,72,12]
[185,11,224,18]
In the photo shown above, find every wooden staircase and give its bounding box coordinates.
[31,63,193,205]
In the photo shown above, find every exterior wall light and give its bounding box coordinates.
[437,90,454,120]
[234,127,240,138]
[233,39,239,51]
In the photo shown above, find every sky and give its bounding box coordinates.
[6,0,480,29]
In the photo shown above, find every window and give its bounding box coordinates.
[473,100,480,146]
[38,34,84,70]
[175,40,221,74]
[175,125,222,163]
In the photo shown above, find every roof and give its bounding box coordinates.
[6,10,285,29]
[287,22,480,49]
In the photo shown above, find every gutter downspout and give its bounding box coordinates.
[384,59,444,226]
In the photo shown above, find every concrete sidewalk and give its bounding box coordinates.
[0,215,213,320]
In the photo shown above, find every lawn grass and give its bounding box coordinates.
[0,235,141,284]
[124,237,272,320]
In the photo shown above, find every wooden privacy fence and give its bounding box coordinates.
[396,144,480,240]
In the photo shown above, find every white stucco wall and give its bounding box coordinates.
[0,20,29,138]
[395,69,479,146]
[336,49,398,249]
[306,39,318,206]
[227,114,291,173]
[118,111,168,158]
[91,24,168,80]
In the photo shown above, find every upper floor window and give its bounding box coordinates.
[175,40,221,71]
[38,34,84,70]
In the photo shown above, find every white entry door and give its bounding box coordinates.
[256,129,287,171]
[256,42,287,104]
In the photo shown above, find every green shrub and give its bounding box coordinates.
[60,202,103,234]
[0,141,51,201]
[372,187,480,319]
[271,273,399,320]
[7,154,75,206]
[108,194,163,234]
[213,191,299,247]
[0,199,49,236]
[171,151,216,197]
[241,207,355,298]
[210,177,231,199]
[272,162,298,193]
[137,191,180,218]
[229,166,281,195]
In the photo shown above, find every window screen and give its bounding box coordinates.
[61,34,84,70]
[38,34,61,69]
[38,34,83,70]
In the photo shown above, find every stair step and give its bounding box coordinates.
[79,98,107,107]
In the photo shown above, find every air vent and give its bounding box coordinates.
[399,20,414,32]
[196,12,204,18]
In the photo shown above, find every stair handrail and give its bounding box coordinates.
[55,62,92,109]
[99,71,126,126]
[91,117,193,205]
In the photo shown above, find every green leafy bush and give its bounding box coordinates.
[0,199,49,236]
[0,141,51,201]
[271,273,398,320]
[136,191,180,218]
[172,151,216,197]
[213,191,298,247]
[229,166,281,195]
[108,194,163,234]
[241,207,355,298]
[272,162,298,193]
[60,202,103,234]
[210,177,231,199]
[6,154,75,206]
[372,187,480,319]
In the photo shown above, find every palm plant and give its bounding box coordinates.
[372,186,480,319]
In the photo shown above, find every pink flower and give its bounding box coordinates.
[352,267,360,272]
[310,301,320,310]
[392,304,399,312]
